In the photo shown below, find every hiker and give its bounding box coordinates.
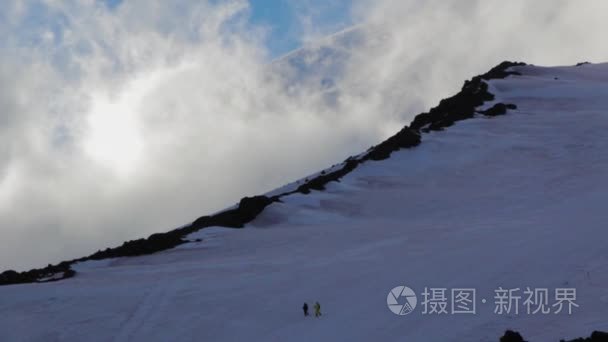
[303,302,309,317]
[314,301,321,317]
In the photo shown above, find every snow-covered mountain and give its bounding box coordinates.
[1,61,608,341]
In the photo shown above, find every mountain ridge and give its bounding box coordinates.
[0,60,524,286]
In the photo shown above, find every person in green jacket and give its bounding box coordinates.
[314,301,321,317]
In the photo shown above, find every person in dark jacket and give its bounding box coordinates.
[303,302,309,316]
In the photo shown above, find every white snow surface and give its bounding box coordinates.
[2,63,608,341]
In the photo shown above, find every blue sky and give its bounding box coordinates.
[103,0,353,57]
[247,0,353,56]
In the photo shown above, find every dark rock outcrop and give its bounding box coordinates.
[365,127,421,161]
[296,158,360,194]
[501,330,527,342]
[410,61,524,132]
[294,126,421,194]
[191,195,276,229]
[88,195,278,262]
[497,329,608,342]
[0,195,278,285]
[561,331,608,342]
[480,103,518,117]
[481,61,525,80]
[0,262,75,285]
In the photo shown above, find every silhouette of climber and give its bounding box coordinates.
[314,301,321,317]
[303,302,309,317]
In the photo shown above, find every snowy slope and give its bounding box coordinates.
[1,63,608,341]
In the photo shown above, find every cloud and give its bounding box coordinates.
[1,0,608,270]
[344,0,608,117]
[0,0,373,271]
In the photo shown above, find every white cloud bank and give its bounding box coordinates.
[1,0,607,270]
